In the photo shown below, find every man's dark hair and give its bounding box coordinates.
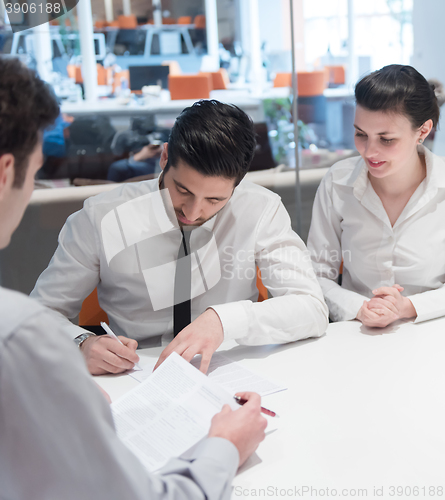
[0,57,59,187]
[165,100,256,186]
[355,64,440,129]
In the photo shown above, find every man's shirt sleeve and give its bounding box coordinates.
[30,203,101,339]
[211,199,329,344]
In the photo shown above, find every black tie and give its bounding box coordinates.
[173,229,192,337]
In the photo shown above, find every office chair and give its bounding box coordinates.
[168,74,212,100]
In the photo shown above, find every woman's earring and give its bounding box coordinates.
[419,138,424,144]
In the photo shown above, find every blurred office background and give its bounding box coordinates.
[1,0,444,293]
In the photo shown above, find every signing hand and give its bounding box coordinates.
[154,308,224,374]
[208,392,267,466]
[81,335,140,375]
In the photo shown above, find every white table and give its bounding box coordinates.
[61,92,265,130]
[96,318,445,499]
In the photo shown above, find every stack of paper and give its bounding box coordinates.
[111,352,238,472]
[129,352,287,397]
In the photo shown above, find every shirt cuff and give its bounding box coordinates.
[189,437,239,475]
[324,287,365,322]
[408,293,445,324]
[208,301,251,340]
[69,324,93,340]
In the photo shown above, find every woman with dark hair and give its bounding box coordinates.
[307,64,445,327]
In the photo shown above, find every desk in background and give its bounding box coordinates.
[61,91,266,131]
[60,86,356,134]
[96,317,445,498]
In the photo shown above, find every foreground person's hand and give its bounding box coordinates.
[208,392,267,466]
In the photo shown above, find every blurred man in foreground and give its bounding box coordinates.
[0,56,266,500]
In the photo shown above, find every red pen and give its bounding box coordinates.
[234,395,278,418]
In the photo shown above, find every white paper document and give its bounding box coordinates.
[128,356,157,382]
[190,353,287,396]
[129,352,287,397]
[111,352,238,472]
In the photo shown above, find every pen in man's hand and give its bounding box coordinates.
[234,395,278,418]
[100,322,142,371]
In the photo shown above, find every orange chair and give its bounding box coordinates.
[79,288,109,327]
[325,65,345,85]
[297,71,327,123]
[162,60,182,75]
[200,69,229,90]
[273,72,293,88]
[213,69,230,89]
[68,64,112,86]
[108,20,119,27]
[194,15,206,29]
[67,64,83,84]
[51,17,72,26]
[162,17,177,25]
[79,267,268,327]
[95,20,108,29]
[338,260,344,285]
[297,71,327,97]
[112,69,130,94]
[256,268,268,302]
[96,64,113,85]
[273,71,327,96]
[169,74,212,100]
[178,16,192,25]
[118,14,137,29]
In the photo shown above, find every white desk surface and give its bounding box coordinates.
[96,318,445,498]
[61,92,263,117]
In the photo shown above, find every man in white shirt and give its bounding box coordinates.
[0,56,267,500]
[32,99,328,375]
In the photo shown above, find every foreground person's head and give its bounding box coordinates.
[0,57,59,248]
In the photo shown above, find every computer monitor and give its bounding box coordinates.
[129,65,170,91]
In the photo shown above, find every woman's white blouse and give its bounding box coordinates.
[307,146,445,323]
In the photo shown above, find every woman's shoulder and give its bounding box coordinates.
[422,147,445,188]
[424,146,445,169]
[321,155,364,189]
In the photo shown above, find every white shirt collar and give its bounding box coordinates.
[330,146,445,202]
[423,145,445,190]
